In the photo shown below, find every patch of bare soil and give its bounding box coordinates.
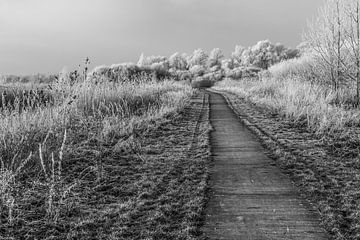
[0,92,212,240]
[213,90,360,240]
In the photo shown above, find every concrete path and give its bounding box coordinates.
[203,91,329,240]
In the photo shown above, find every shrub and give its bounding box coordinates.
[191,76,214,88]
[175,70,192,82]
[268,54,320,82]
[225,66,261,79]
[189,65,206,76]
[88,63,172,83]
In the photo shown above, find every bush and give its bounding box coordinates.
[202,71,224,82]
[191,77,214,88]
[225,68,242,79]
[189,65,206,76]
[88,63,172,83]
[242,66,261,78]
[225,66,261,79]
[175,70,192,82]
[268,54,319,82]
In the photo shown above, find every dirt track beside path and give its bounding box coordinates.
[203,91,329,240]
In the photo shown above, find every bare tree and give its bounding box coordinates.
[304,0,346,90]
[336,1,342,89]
[355,1,360,105]
[305,0,360,105]
[344,0,360,105]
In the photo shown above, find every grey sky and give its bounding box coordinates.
[0,0,325,75]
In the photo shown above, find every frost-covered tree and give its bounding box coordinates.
[282,48,300,60]
[297,42,312,55]
[188,49,208,67]
[189,65,206,76]
[169,52,187,70]
[304,0,347,89]
[240,49,252,66]
[137,53,146,67]
[137,53,169,70]
[236,40,298,69]
[221,59,235,70]
[208,48,224,68]
[345,0,360,104]
[250,40,275,69]
[231,45,246,66]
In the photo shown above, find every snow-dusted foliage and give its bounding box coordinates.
[89,65,111,76]
[231,45,246,66]
[175,70,192,81]
[169,52,188,70]
[209,65,221,72]
[189,65,206,76]
[188,49,208,67]
[268,52,322,82]
[221,59,234,71]
[208,48,224,68]
[88,41,298,86]
[225,66,262,79]
[247,40,276,69]
[231,40,300,70]
[296,42,313,55]
[225,68,243,79]
[137,54,169,69]
[88,60,172,83]
[204,71,224,81]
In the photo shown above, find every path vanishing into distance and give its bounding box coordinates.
[202,91,329,240]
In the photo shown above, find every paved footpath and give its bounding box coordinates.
[203,91,329,240]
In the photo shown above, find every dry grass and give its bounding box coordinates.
[213,77,360,135]
[0,71,195,239]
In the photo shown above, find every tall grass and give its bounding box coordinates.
[0,71,193,230]
[213,77,360,134]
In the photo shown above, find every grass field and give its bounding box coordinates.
[5,0,360,239]
[0,72,215,239]
[3,59,360,239]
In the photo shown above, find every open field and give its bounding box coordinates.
[4,1,360,238]
[2,64,360,239]
[3,57,360,239]
[0,71,216,239]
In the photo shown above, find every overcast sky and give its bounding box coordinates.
[0,0,325,75]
